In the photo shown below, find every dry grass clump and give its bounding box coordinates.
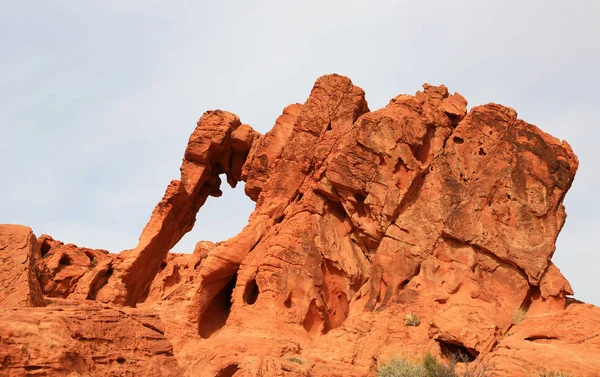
[403,312,421,327]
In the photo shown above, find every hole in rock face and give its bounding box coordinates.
[243,279,259,305]
[413,126,435,164]
[325,122,332,132]
[40,241,52,257]
[59,255,73,266]
[354,193,367,204]
[328,200,348,222]
[284,293,293,308]
[437,340,478,362]
[321,260,350,333]
[116,357,126,365]
[478,147,487,156]
[215,364,240,377]
[169,181,254,253]
[303,299,323,336]
[199,277,236,339]
[447,113,462,127]
[24,366,43,371]
[453,136,464,144]
[525,335,558,343]
[352,193,369,218]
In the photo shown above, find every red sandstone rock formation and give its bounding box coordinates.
[0,74,597,377]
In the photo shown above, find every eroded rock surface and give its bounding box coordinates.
[0,225,44,308]
[0,74,596,377]
[0,300,183,376]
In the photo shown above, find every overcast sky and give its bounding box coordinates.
[1,1,598,305]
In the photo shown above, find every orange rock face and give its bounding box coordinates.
[0,74,596,376]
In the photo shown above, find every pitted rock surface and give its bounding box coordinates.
[0,74,595,377]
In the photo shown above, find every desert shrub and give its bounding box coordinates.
[287,356,304,364]
[404,312,421,327]
[377,357,426,377]
[378,353,491,377]
[512,308,527,324]
[423,353,456,377]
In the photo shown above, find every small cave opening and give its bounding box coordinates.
[325,121,332,132]
[413,126,435,164]
[453,136,464,144]
[437,340,478,362]
[447,113,462,127]
[243,279,259,305]
[354,192,367,204]
[116,357,126,365]
[58,255,73,267]
[353,192,369,218]
[478,147,487,156]
[215,364,240,377]
[199,277,237,339]
[40,241,52,257]
[328,200,348,222]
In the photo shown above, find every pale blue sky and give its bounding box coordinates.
[1,1,598,304]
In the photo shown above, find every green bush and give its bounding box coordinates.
[287,356,304,365]
[423,353,456,377]
[377,357,426,377]
[377,353,490,377]
[403,312,420,327]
